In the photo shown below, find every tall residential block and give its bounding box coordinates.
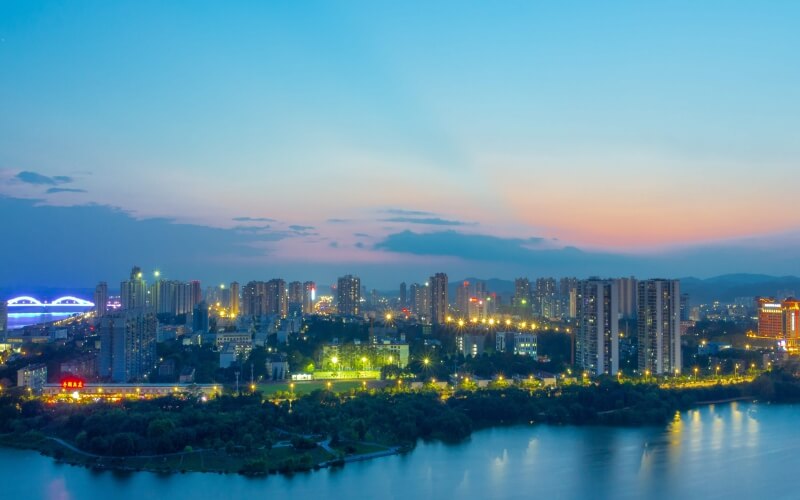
[302,281,316,314]
[575,279,620,376]
[337,275,361,316]
[120,266,147,310]
[94,282,108,317]
[430,273,448,325]
[99,309,157,383]
[637,279,681,375]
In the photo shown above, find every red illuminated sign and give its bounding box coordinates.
[61,377,85,390]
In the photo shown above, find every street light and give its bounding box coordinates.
[693,367,699,381]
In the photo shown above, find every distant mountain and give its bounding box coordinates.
[679,274,800,305]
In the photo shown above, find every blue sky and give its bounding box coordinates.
[1,1,799,289]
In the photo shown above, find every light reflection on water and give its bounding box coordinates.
[7,312,76,330]
[1,402,798,500]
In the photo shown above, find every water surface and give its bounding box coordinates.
[1,402,795,499]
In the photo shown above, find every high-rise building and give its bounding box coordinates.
[616,277,638,318]
[120,266,147,310]
[337,275,361,316]
[192,301,209,333]
[514,278,532,314]
[94,282,108,317]
[783,298,800,346]
[637,279,681,375]
[399,282,407,308]
[242,281,261,317]
[757,297,783,338]
[265,279,288,317]
[430,273,448,324]
[415,282,431,320]
[99,309,157,382]
[229,281,240,316]
[288,281,303,316]
[302,281,315,314]
[560,277,578,319]
[456,281,471,318]
[535,278,559,319]
[190,280,202,307]
[576,279,620,376]
[680,293,690,322]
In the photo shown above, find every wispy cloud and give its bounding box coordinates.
[382,208,436,217]
[232,216,276,222]
[382,216,472,226]
[15,171,73,186]
[289,225,315,231]
[46,187,87,194]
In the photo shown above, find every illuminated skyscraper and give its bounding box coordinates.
[637,279,681,375]
[94,282,108,317]
[99,309,157,383]
[430,273,448,325]
[576,278,620,376]
[337,275,361,316]
[757,297,783,338]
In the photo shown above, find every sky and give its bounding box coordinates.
[1,1,799,290]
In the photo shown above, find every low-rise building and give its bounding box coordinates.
[17,363,47,391]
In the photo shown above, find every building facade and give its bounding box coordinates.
[430,272,448,325]
[337,275,361,316]
[576,279,620,376]
[637,279,681,375]
[99,309,158,383]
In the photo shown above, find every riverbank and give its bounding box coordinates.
[2,371,798,477]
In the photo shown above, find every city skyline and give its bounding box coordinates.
[3,2,800,287]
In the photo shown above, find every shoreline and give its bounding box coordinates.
[0,397,764,477]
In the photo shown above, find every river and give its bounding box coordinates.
[1,402,796,499]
